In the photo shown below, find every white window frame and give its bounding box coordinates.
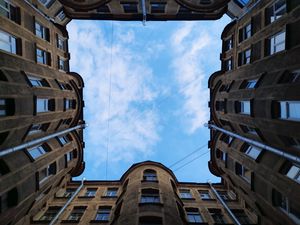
[0,30,17,54]
[269,30,285,55]
[35,21,46,39]
[280,101,300,121]
[245,145,262,160]
[269,0,286,23]
[36,98,49,113]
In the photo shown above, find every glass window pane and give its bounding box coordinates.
[288,102,300,119]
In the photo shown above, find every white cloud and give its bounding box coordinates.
[170,22,214,133]
[68,21,160,169]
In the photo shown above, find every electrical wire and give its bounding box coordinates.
[169,143,207,168]
[173,150,210,172]
[105,21,114,180]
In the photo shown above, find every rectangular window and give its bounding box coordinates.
[28,123,49,135]
[199,191,211,200]
[244,145,262,160]
[0,0,17,22]
[238,48,251,66]
[279,70,300,84]
[267,30,285,55]
[63,188,75,198]
[224,36,233,51]
[85,188,97,197]
[224,58,233,71]
[39,162,56,184]
[39,207,61,221]
[186,208,203,223]
[36,47,50,65]
[95,207,111,221]
[0,98,14,116]
[208,209,226,224]
[240,125,257,135]
[239,23,251,42]
[28,145,49,159]
[68,207,85,221]
[38,0,54,8]
[140,189,160,203]
[28,75,50,87]
[179,189,193,199]
[279,101,300,121]
[236,162,251,183]
[244,79,257,89]
[232,210,251,224]
[66,151,74,162]
[57,135,70,146]
[266,0,286,24]
[217,191,231,201]
[151,3,166,13]
[237,101,251,115]
[285,164,300,183]
[0,30,16,54]
[106,188,118,197]
[35,21,49,41]
[56,9,66,21]
[58,57,67,71]
[97,5,110,13]
[57,35,65,50]
[121,3,138,13]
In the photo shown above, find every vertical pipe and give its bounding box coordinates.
[140,0,147,25]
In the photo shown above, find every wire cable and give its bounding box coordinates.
[105,21,114,180]
[173,150,210,172]
[169,143,207,168]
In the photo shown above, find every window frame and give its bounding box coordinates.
[266,30,286,56]
[0,29,17,54]
[279,101,300,121]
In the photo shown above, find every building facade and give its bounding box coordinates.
[0,1,85,225]
[16,161,257,225]
[208,0,300,225]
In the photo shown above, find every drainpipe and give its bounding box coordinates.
[0,124,86,157]
[205,123,300,164]
[49,179,85,225]
[209,182,242,225]
[140,0,147,25]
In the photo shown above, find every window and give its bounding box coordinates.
[151,3,166,13]
[285,163,300,183]
[39,162,56,184]
[224,58,233,71]
[39,207,61,221]
[38,0,54,8]
[68,207,86,221]
[106,188,118,197]
[56,80,72,90]
[240,79,257,89]
[238,48,251,66]
[209,209,226,223]
[220,134,233,145]
[140,189,160,203]
[217,191,231,200]
[232,210,251,224]
[186,208,203,223]
[215,100,226,112]
[27,75,50,87]
[266,0,286,24]
[279,70,300,84]
[224,36,233,51]
[57,35,65,50]
[236,162,251,183]
[139,216,162,225]
[279,101,300,121]
[0,159,10,175]
[236,101,251,115]
[95,206,111,221]
[85,188,97,197]
[56,9,66,21]
[0,98,14,116]
[57,135,70,146]
[58,57,67,71]
[36,47,50,65]
[0,0,18,22]
[66,150,75,162]
[240,125,257,135]
[143,169,157,181]
[199,191,212,200]
[63,188,75,198]
[35,21,49,41]
[266,30,285,55]
[97,5,110,13]
[36,98,55,113]
[64,99,75,110]
[239,23,251,42]
[121,3,138,13]
[0,30,17,54]
[179,189,193,199]
[243,144,262,160]
[28,144,49,159]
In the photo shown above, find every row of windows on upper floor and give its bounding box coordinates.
[215,99,300,123]
[0,29,68,70]
[223,0,287,52]
[0,0,66,24]
[223,29,286,71]
[35,202,251,225]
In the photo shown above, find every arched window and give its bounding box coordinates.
[143,169,157,181]
[139,216,162,225]
[140,188,160,203]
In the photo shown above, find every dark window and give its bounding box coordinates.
[27,75,50,87]
[224,58,233,71]
[0,131,9,145]
[140,188,160,203]
[235,100,251,115]
[67,207,86,221]
[239,23,251,42]
[84,188,97,197]
[224,36,233,51]
[208,208,226,223]
[28,123,49,135]
[38,0,55,8]
[139,216,162,225]
[199,190,212,200]
[35,98,55,113]
[0,70,7,81]
[95,206,111,221]
[235,162,251,183]
[265,0,286,25]
[64,99,76,110]
[7,187,18,208]
[39,206,61,221]
[220,134,233,145]
[36,47,51,65]
[279,70,300,84]
[186,208,204,223]
[63,188,75,198]
[121,3,138,13]
[232,210,251,224]
[39,162,56,184]
[217,191,231,200]
[151,3,166,13]
[0,98,14,116]
[143,169,157,181]
[216,149,227,162]
[0,1,20,23]
[35,21,50,41]
[179,189,193,199]
[178,6,190,14]
[215,100,226,113]
[0,159,10,175]
[106,188,118,197]
[56,9,66,21]
[57,135,70,146]
[265,30,285,56]
[281,161,300,184]
[238,48,251,66]
[97,5,110,13]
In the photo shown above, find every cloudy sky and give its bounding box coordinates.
[68,15,231,183]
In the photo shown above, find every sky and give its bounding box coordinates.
[67,15,231,183]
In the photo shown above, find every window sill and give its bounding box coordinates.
[101,196,118,199]
[180,198,196,201]
[78,196,95,199]
[139,202,163,207]
[90,220,109,223]
[141,180,159,183]
[31,220,51,224]
[61,220,80,223]
[200,198,216,201]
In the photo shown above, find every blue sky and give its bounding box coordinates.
[68,15,231,183]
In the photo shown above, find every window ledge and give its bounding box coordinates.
[141,180,159,183]
[139,202,163,207]
[61,220,80,223]
[90,220,110,223]
[31,220,51,224]
[101,196,118,199]
[181,198,196,200]
[78,196,95,199]
[188,223,209,225]
[200,198,216,201]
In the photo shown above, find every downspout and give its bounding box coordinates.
[140,0,147,25]
[0,124,86,157]
[49,179,85,225]
[205,123,300,163]
[209,182,242,225]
